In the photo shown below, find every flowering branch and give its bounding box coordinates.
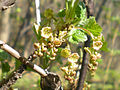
[0,40,47,89]
[0,50,37,89]
[0,40,47,76]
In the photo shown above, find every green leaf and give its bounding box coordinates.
[96,59,103,64]
[72,2,87,26]
[69,36,79,44]
[57,9,66,17]
[0,49,10,61]
[100,41,110,52]
[32,24,41,41]
[84,17,102,36]
[68,29,87,44]
[15,60,22,70]
[1,61,10,73]
[65,0,79,19]
[75,2,86,18]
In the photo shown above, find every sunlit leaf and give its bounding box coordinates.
[84,17,102,36]
[68,28,87,44]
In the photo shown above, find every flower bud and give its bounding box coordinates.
[92,61,98,66]
[90,54,97,61]
[49,57,55,60]
[52,53,56,57]
[38,52,43,57]
[53,47,58,53]
[53,38,62,47]
[34,43,40,49]
[42,47,47,52]
[46,51,50,55]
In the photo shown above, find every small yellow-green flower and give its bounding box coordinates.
[61,48,71,58]
[41,27,52,38]
[53,38,62,47]
[68,53,79,63]
[93,41,103,50]
[90,52,101,61]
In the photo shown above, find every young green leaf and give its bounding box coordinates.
[84,17,102,36]
[68,29,87,44]
[75,2,86,18]
[1,61,10,73]
[57,9,66,17]
[0,49,10,61]
[15,60,22,70]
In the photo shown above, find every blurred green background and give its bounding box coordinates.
[0,0,120,90]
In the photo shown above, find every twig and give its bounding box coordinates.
[76,0,94,90]
[0,40,47,85]
[0,40,47,76]
[0,50,37,89]
[0,40,47,89]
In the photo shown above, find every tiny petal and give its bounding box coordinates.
[49,57,55,60]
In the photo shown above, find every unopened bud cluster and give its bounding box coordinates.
[85,34,103,76]
[61,48,80,83]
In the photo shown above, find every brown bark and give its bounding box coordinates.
[0,0,16,11]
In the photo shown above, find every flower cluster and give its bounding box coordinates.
[33,24,68,61]
[33,17,103,85]
[61,47,80,83]
[85,34,103,76]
